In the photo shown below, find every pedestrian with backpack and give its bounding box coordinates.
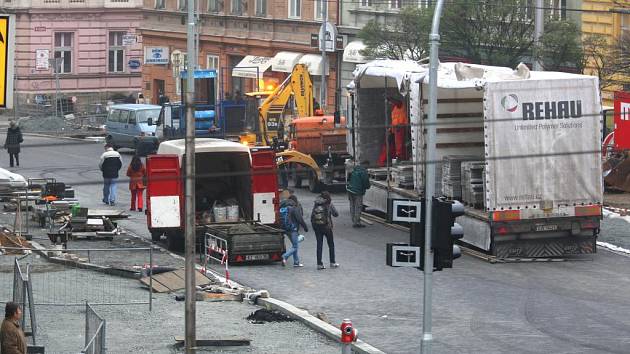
[311,191,339,270]
[280,197,309,267]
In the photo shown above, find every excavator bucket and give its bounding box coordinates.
[603,155,630,192]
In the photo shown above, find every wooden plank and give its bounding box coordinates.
[174,336,250,347]
[139,277,171,293]
[195,271,213,286]
[154,271,186,291]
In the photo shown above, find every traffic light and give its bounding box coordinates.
[432,197,465,270]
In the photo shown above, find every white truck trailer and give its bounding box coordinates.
[350,60,603,258]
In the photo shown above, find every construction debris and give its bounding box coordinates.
[0,229,30,254]
[174,336,250,347]
[246,309,294,324]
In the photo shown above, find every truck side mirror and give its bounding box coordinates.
[147,117,154,126]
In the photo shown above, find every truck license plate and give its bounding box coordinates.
[535,224,558,232]
[245,254,269,261]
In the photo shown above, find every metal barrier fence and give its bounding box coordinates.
[12,255,37,344]
[83,302,106,354]
[1,247,154,309]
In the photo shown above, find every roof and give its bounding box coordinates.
[110,104,162,110]
[352,60,599,93]
[157,138,251,156]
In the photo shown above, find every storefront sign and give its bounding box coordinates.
[144,46,169,65]
[36,49,49,70]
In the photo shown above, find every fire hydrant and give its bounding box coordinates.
[340,318,358,354]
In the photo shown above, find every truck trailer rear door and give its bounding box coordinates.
[250,148,279,224]
[146,154,182,229]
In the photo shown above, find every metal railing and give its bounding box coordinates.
[12,255,38,344]
[82,302,106,354]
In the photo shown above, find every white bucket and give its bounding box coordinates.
[213,206,227,223]
[227,205,239,222]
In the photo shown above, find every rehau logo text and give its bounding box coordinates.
[522,100,582,120]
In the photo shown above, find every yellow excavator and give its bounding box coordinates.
[241,64,349,192]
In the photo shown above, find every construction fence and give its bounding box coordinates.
[1,246,154,307]
[83,302,106,354]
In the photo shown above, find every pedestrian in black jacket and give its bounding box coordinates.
[99,144,122,206]
[4,121,23,168]
[311,191,339,270]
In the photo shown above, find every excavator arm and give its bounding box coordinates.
[258,64,313,145]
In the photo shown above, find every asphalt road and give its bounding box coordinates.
[8,134,630,354]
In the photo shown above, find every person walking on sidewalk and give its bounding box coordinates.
[280,196,309,267]
[347,160,371,228]
[4,121,23,168]
[126,156,146,212]
[99,144,122,206]
[311,191,339,270]
[1,302,26,354]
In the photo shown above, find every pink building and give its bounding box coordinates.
[5,0,143,111]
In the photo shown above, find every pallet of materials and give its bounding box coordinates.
[441,155,480,199]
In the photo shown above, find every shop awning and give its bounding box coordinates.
[343,41,367,63]
[298,54,329,76]
[232,56,273,78]
[272,51,304,73]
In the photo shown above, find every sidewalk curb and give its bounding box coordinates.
[22,132,97,142]
[258,297,386,354]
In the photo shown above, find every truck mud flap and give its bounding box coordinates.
[494,237,596,258]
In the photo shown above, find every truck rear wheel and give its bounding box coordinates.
[166,230,184,251]
[149,229,162,243]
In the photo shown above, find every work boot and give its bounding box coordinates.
[138,208,143,212]
[317,264,326,270]
[330,263,339,268]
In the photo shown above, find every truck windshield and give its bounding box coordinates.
[136,109,161,123]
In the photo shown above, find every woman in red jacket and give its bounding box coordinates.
[126,156,146,212]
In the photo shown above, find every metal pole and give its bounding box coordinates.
[185,0,197,351]
[533,0,544,71]
[320,0,328,109]
[149,247,153,311]
[422,1,445,353]
[342,343,351,354]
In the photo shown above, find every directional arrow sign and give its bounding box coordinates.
[391,199,422,223]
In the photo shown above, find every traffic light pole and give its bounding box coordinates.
[422,1,445,353]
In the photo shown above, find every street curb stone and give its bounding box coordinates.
[258,297,386,354]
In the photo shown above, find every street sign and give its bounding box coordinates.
[122,34,137,46]
[144,46,169,65]
[386,243,421,267]
[36,49,49,70]
[128,59,141,69]
[0,15,14,109]
[391,199,422,223]
[318,22,337,52]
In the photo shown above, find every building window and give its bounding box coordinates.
[360,0,372,7]
[289,0,300,18]
[54,32,73,74]
[178,0,187,11]
[390,0,401,9]
[108,32,125,73]
[314,0,325,20]
[155,0,165,9]
[256,0,266,16]
[207,54,220,100]
[231,0,243,15]
[172,52,188,95]
[208,0,222,12]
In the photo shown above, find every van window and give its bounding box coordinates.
[128,111,137,124]
[109,109,121,122]
[119,110,130,124]
[136,109,161,123]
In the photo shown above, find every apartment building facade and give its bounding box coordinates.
[2,0,144,110]
[140,0,340,112]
